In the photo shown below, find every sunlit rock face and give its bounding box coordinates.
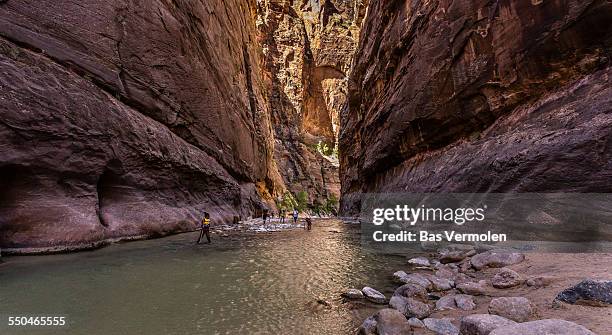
[256,0,367,202]
[340,0,612,214]
[0,0,280,251]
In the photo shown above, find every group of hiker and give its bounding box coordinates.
[196,208,312,244]
[262,208,299,224]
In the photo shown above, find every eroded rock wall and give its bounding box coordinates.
[257,0,367,203]
[340,0,612,214]
[0,0,279,251]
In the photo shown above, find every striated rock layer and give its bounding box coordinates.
[256,0,367,202]
[0,0,280,252]
[340,0,612,214]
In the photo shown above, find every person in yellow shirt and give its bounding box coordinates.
[197,212,211,244]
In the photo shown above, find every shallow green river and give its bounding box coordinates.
[0,220,406,335]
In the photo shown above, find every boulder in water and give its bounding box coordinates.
[362,286,386,304]
[342,288,364,300]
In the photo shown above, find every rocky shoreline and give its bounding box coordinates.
[343,246,611,334]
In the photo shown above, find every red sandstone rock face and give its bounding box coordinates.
[256,0,366,203]
[0,0,277,251]
[340,0,612,214]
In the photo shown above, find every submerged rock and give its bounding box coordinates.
[489,319,596,335]
[491,268,523,289]
[470,250,525,270]
[555,279,612,306]
[362,287,387,304]
[488,297,533,322]
[460,314,517,335]
[423,318,460,335]
[392,270,409,283]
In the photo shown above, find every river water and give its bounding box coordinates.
[0,220,406,335]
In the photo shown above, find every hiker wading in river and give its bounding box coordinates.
[197,212,211,244]
[292,208,299,224]
[305,217,312,230]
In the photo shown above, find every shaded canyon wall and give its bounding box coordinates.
[340,0,612,214]
[0,0,277,251]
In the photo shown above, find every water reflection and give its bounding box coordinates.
[0,220,405,335]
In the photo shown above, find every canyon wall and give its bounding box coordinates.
[341,0,612,214]
[0,0,280,252]
[0,0,365,252]
[256,0,367,203]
